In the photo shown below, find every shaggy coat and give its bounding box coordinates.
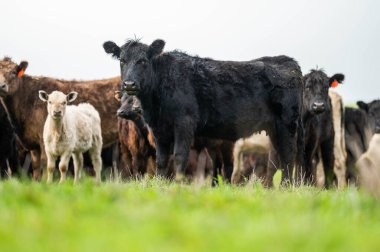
[39,91,102,183]
[104,39,304,185]
[0,57,119,180]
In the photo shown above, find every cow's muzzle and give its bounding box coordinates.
[312,102,325,113]
[123,81,139,95]
[0,83,8,97]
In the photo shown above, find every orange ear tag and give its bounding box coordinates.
[17,69,24,77]
[330,80,338,88]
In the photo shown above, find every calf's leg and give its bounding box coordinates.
[321,138,335,188]
[89,146,102,184]
[58,152,71,183]
[72,152,83,184]
[46,153,56,183]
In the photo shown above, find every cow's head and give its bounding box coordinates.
[103,39,165,96]
[303,70,344,114]
[38,90,78,120]
[357,100,380,133]
[114,90,142,120]
[0,57,28,97]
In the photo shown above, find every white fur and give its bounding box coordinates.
[41,91,102,184]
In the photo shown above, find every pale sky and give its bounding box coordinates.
[1,0,379,103]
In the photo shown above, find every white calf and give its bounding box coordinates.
[39,90,103,183]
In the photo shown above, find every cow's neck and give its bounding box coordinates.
[48,116,66,137]
[138,75,160,126]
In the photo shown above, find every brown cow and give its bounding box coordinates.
[0,57,120,180]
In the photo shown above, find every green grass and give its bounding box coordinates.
[0,178,379,252]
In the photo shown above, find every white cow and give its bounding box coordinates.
[39,90,103,183]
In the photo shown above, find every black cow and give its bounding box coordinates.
[103,39,304,185]
[297,70,344,187]
[345,100,380,184]
[0,100,19,178]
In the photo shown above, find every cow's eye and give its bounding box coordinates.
[136,59,147,65]
[62,102,66,105]
[120,59,127,64]
[48,101,52,104]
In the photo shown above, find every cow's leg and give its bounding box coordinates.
[31,149,42,181]
[320,138,335,188]
[89,146,102,184]
[231,139,245,184]
[264,150,279,188]
[0,159,7,179]
[46,153,56,183]
[272,121,297,186]
[301,139,318,186]
[156,140,171,178]
[58,152,71,183]
[72,152,83,184]
[120,143,133,178]
[295,122,305,186]
[173,126,193,182]
[221,142,233,183]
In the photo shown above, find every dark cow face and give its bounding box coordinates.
[115,91,142,120]
[358,100,380,133]
[303,70,344,114]
[0,58,28,97]
[103,39,165,96]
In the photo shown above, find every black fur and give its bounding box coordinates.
[0,103,19,178]
[104,39,304,185]
[300,69,340,187]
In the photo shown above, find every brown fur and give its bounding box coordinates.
[0,58,120,179]
[118,118,156,178]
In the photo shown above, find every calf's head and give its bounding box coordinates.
[303,70,344,114]
[0,57,28,97]
[38,90,78,120]
[103,39,165,96]
[114,91,142,120]
[358,100,380,133]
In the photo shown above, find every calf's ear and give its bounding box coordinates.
[329,73,345,88]
[103,41,121,59]
[114,91,121,101]
[38,90,48,102]
[148,39,165,59]
[16,61,28,77]
[67,91,78,103]
[357,101,369,112]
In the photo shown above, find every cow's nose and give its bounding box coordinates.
[116,108,125,117]
[123,81,136,89]
[312,102,325,113]
[0,84,6,89]
[53,111,62,116]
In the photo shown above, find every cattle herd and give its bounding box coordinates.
[0,38,379,189]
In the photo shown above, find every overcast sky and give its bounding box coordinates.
[1,0,379,103]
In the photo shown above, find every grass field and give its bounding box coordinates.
[0,177,379,252]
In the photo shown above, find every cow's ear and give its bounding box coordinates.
[67,91,78,103]
[114,91,121,101]
[16,61,28,77]
[38,90,48,102]
[148,39,165,59]
[357,101,369,112]
[103,41,121,59]
[329,73,345,88]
